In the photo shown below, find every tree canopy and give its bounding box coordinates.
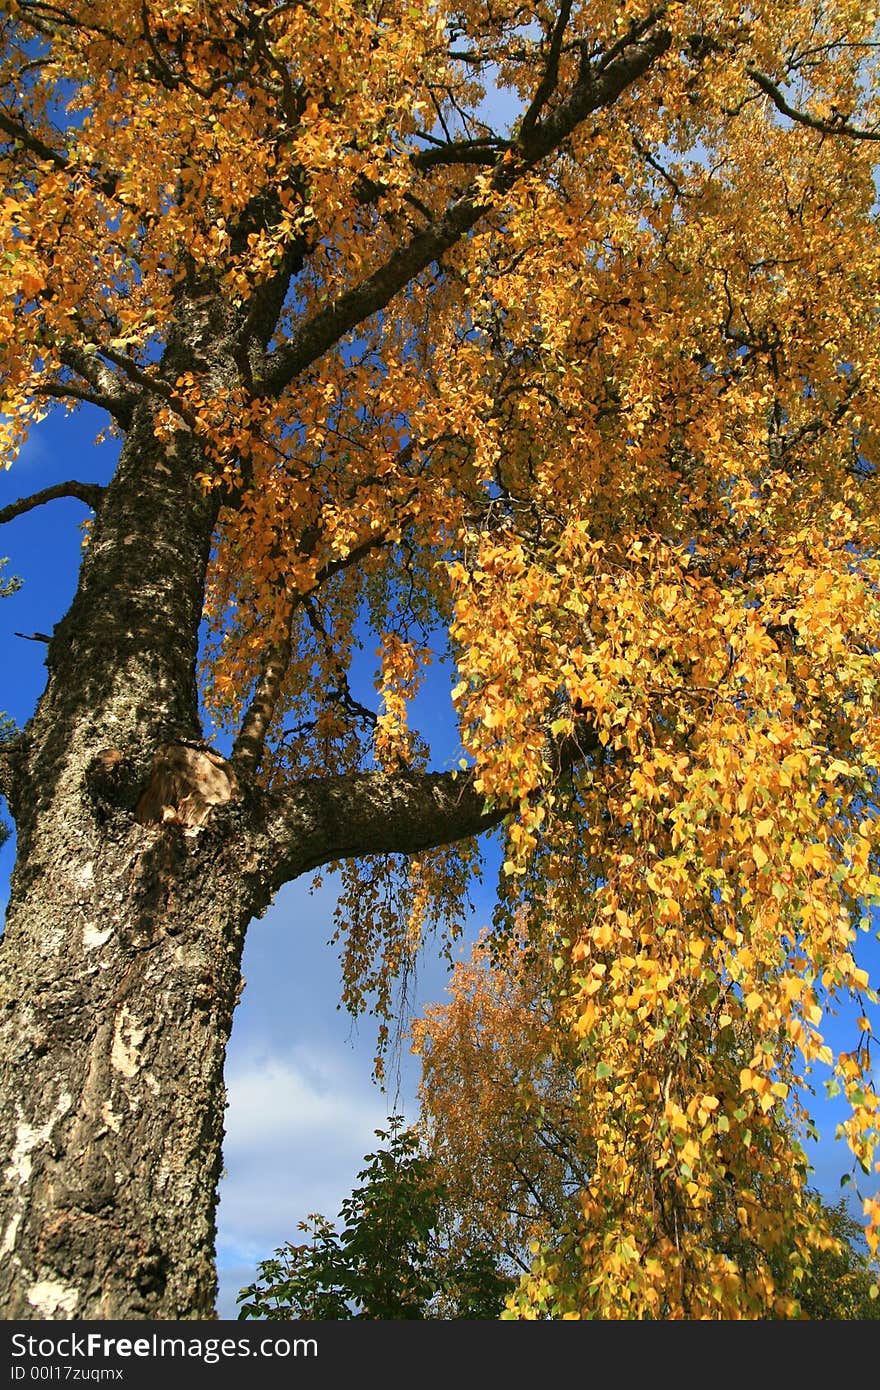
[0,0,879,1318]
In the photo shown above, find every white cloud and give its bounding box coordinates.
[214,1045,392,1319]
[210,873,492,1318]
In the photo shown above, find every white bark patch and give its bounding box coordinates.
[78,861,94,886]
[111,1006,146,1077]
[27,1279,79,1317]
[1,1213,20,1255]
[101,1101,122,1134]
[83,922,113,950]
[5,1093,73,1188]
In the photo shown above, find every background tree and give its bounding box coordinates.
[0,0,879,1319]
[236,1118,511,1320]
[784,1198,880,1321]
[414,929,880,1318]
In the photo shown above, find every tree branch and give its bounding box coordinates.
[0,109,70,176]
[230,624,295,781]
[0,480,105,527]
[93,345,198,425]
[0,107,120,195]
[258,22,671,398]
[748,68,880,141]
[55,344,139,427]
[517,0,574,144]
[33,378,137,426]
[410,138,510,171]
[230,529,394,779]
[250,765,507,893]
[246,718,599,896]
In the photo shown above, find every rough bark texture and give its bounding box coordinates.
[0,819,255,1318]
[0,319,240,1314]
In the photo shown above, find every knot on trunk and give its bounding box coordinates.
[134,742,239,835]
[85,747,141,815]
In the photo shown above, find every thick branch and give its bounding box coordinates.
[410,138,510,171]
[518,0,574,144]
[253,766,507,891]
[248,719,599,894]
[55,344,139,426]
[33,378,137,426]
[258,22,671,398]
[0,480,105,526]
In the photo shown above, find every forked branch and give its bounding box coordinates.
[258,21,671,397]
[231,530,394,779]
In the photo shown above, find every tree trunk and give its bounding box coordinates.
[0,378,251,1317]
[0,830,254,1318]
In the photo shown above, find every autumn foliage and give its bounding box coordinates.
[416,926,879,1317]
[1,0,880,1318]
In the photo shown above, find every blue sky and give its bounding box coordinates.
[1,402,879,1319]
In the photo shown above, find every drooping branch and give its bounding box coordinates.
[258,21,671,397]
[0,480,105,527]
